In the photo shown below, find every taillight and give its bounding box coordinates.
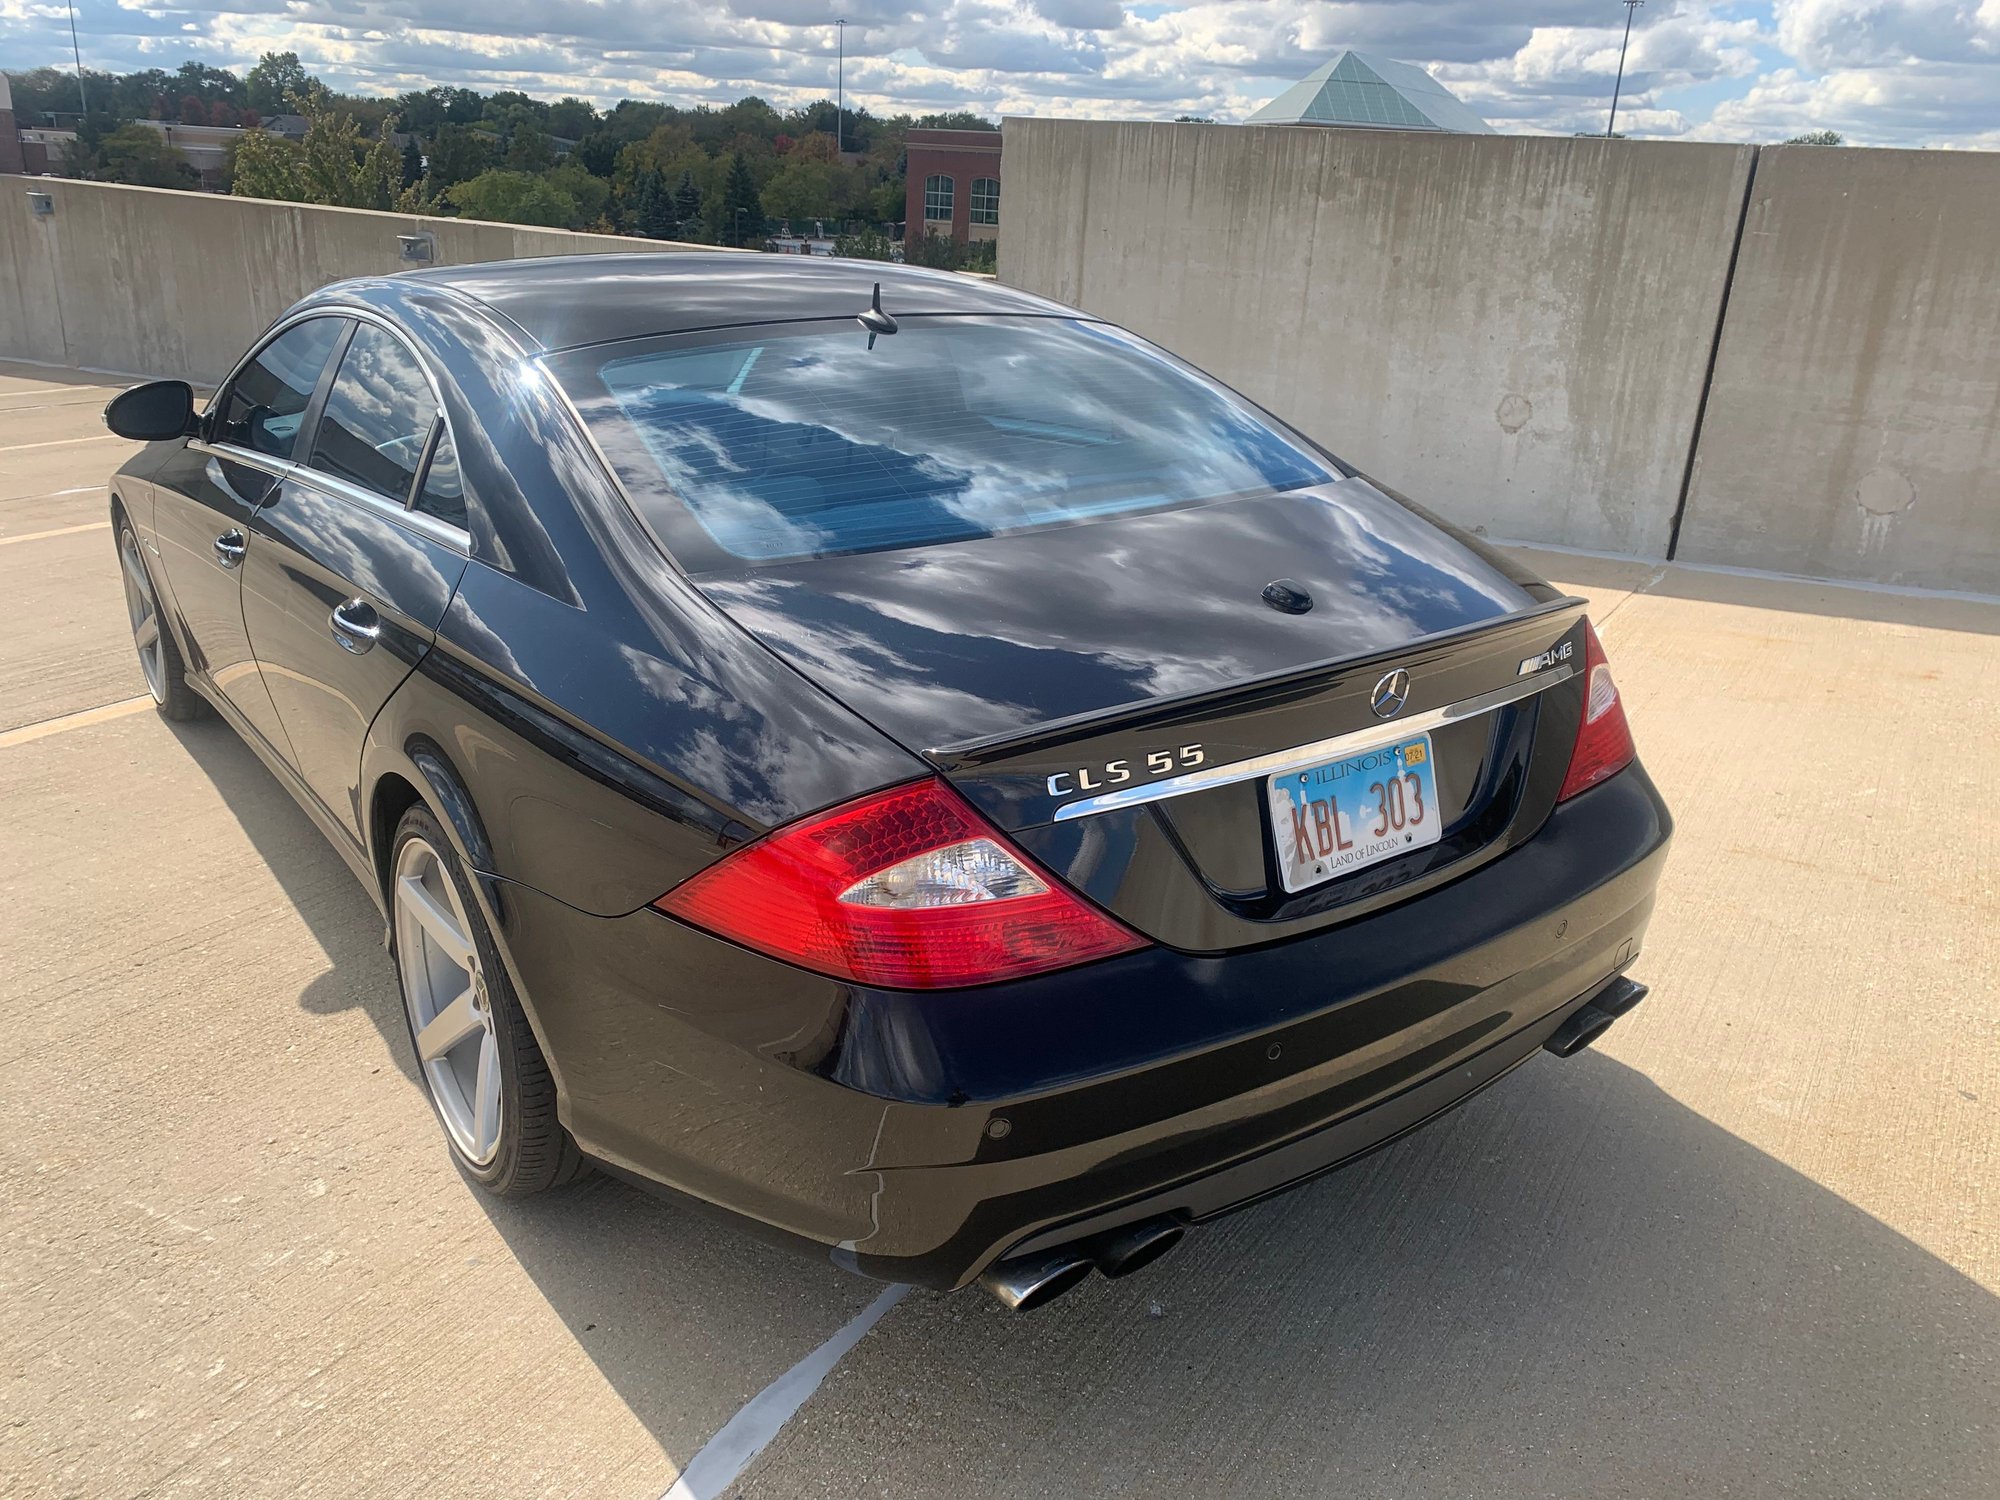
[1558,619,1636,801]
[652,777,1147,989]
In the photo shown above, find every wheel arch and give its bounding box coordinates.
[364,737,498,913]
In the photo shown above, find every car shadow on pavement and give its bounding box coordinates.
[173,715,1998,1499]
[714,1051,1997,1499]
[172,712,884,1468]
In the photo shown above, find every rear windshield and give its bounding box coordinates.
[550,317,1335,568]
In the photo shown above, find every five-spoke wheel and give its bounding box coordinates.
[394,836,503,1166]
[388,806,582,1195]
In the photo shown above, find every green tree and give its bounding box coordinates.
[504,128,555,173]
[229,127,307,201]
[716,150,763,245]
[231,97,400,209]
[401,136,424,189]
[914,111,997,131]
[547,96,598,139]
[244,51,312,115]
[1785,129,1844,145]
[425,123,496,188]
[630,164,678,238]
[761,157,838,226]
[544,162,609,227]
[70,122,197,188]
[673,171,704,238]
[297,100,403,209]
[446,168,577,227]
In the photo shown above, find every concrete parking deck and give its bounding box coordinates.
[2,363,1994,1498]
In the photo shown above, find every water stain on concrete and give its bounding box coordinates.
[1495,393,1534,434]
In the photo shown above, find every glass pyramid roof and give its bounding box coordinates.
[1247,52,1494,134]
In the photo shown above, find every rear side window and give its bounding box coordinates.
[552,317,1334,568]
[212,317,344,460]
[309,324,440,503]
[414,425,466,529]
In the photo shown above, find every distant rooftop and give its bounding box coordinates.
[1247,51,1494,134]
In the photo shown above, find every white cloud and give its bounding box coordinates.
[0,0,1993,145]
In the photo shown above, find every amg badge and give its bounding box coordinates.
[1518,640,1575,677]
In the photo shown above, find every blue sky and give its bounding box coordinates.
[4,0,1997,147]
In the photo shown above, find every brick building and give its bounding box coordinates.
[0,75,25,175]
[902,127,1001,247]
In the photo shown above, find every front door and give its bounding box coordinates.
[238,321,470,841]
[148,315,348,755]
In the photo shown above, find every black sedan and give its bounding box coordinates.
[104,255,1670,1310]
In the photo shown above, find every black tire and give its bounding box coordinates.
[390,804,585,1196]
[115,517,205,723]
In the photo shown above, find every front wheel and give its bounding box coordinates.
[390,805,583,1196]
[116,521,203,722]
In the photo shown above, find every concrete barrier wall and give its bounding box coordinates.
[1674,148,2000,594]
[0,175,711,383]
[999,119,1757,558]
[1000,120,2000,593]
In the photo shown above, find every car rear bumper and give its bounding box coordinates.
[485,763,1671,1291]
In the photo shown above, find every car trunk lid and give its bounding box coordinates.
[695,477,1588,951]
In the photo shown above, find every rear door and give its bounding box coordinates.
[148,315,347,754]
[239,320,470,842]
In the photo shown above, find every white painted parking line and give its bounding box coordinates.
[0,521,111,546]
[659,1283,909,1500]
[0,696,153,750]
[0,433,127,453]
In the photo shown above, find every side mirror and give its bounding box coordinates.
[104,381,197,442]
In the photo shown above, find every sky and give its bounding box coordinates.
[4,0,1998,148]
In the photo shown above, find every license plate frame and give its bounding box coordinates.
[1266,732,1444,894]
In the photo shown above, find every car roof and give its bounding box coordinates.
[398,252,1079,352]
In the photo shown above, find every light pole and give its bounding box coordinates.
[835,19,846,155]
[66,0,89,116]
[1606,0,1643,138]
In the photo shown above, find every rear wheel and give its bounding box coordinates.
[390,805,583,1195]
[116,521,203,722]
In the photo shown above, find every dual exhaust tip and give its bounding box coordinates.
[1542,976,1648,1059]
[977,1217,1185,1312]
[981,976,1650,1312]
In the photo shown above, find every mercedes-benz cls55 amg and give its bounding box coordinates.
[103,255,1671,1310]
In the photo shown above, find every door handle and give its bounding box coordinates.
[212,529,246,568]
[329,598,382,654]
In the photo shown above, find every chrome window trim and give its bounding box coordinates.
[1048,664,1575,823]
[204,303,467,524]
[187,439,471,555]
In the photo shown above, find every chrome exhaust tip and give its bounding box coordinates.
[1544,977,1649,1059]
[1084,1218,1185,1279]
[977,1247,1094,1312]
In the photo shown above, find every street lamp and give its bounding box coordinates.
[835,19,847,155]
[66,0,89,116]
[1606,0,1644,138]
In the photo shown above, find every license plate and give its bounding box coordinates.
[1266,733,1442,894]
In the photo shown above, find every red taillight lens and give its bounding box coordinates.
[652,777,1147,989]
[1558,619,1637,801]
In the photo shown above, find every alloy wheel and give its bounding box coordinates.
[393,837,502,1167]
[119,528,165,702]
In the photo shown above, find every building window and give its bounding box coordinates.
[970,177,1000,226]
[923,174,954,222]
